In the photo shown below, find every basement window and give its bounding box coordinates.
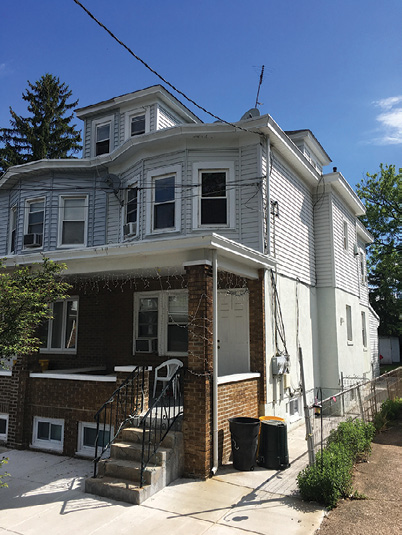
[32,417,64,452]
[77,422,113,457]
[0,414,8,441]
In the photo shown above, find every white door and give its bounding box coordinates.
[217,290,250,376]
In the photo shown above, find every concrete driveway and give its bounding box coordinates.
[0,426,324,535]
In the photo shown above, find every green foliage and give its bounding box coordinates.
[356,164,402,336]
[297,418,376,509]
[297,443,353,509]
[327,418,375,461]
[0,73,82,172]
[373,397,402,432]
[0,258,71,358]
[0,457,9,488]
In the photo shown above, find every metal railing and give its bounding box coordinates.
[93,366,147,477]
[305,368,402,459]
[139,366,184,487]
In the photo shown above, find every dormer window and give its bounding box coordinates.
[130,114,146,136]
[96,123,110,156]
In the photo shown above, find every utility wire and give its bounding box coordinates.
[72,0,259,136]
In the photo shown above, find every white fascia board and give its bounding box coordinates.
[3,234,276,278]
[324,172,365,216]
[243,116,323,188]
[356,220,374,244]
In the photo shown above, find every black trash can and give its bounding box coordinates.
[229,417,260,471]
[257,419,290,470]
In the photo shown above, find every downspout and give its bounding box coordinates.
[211,249,219,475]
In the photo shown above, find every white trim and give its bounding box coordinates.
[192,161,236,229]
[217,372,260,385]
[29,372,116,382]
[146,164,182,235]
[0,413,9,441]
[32,416,64,452]
[0,370,12,377]
[57,195,88,248]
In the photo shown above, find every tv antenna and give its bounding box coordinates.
[255,65,265,108]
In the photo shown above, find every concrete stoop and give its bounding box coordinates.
[85,427,184,505]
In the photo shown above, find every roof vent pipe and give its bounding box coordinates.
[333,167,338,173]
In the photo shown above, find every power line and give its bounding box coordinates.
[72,0,259,136]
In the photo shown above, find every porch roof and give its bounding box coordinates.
[3,233,276,280]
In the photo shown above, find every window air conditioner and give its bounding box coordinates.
[123,222,136,236]
[24,233,43,248]
[135,338,158,353]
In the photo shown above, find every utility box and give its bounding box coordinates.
[272,355,289,375]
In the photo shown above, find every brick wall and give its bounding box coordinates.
[217,378,260,464]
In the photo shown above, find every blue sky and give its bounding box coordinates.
[1,0,401,188]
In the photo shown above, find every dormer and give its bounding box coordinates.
[285,129,331,174]
[76,85,202,158]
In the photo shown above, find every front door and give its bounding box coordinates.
[217,290,250,376]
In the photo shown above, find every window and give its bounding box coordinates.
[346,305,353,343]
[361,312,367,348]
[167,294,188,353]
[146,165,181,234]
[59,196,87,246]
[343,221,349,251]
[77,422,113,457]
[96,122,110,155]
[134,291,188,355]
[154,175,175,230]
[39,298,78,352]
[123,185,138,236]
[192,162,235,229]
[288,398,301,422]
[0,414,8,441]
[201,171,227,225]
[9,205,17,253]
[24,199,44,248]
[32,417,64,452]
[130,114,146,136]
[360,252,366,284]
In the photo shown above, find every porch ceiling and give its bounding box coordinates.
[4,233,276,280]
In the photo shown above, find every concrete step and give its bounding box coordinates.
[98,458,164,486]
[121,427,183,449]
[85,476,152,505]
[110,441,169,466]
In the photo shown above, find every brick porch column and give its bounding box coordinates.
[7,355,33,449]
[248,270,267,408]
[183,263,213,478]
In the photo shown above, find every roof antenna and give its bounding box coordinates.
[255,65,265,108]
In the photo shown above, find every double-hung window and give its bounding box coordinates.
[361,312,367,348]
[96,123,110,156]
[124,184,138,237]
[24,199,44,248]
[59,196,87,247]
[130,114,146,136]
[39,298,78,353]
[147,165,181,234]
[343,221,349,252]
[9,205,17,253]
[193,162,235,229]
[134,291,188,355]
[360,252,366,284]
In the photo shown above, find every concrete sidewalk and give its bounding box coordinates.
[0,425,325,535]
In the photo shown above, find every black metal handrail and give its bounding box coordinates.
[93,366,147,477]
[139,367,184,487]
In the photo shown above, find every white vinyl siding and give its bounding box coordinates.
[157,105,182,130]
[269,154,316,285]
[239,144,262,252]
[313,192,334,287]
[332,194,358,295]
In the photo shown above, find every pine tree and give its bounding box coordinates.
[0,74,82,172]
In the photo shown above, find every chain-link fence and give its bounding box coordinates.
[306,368,402,456]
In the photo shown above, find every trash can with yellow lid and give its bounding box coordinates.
[257,417,290,470]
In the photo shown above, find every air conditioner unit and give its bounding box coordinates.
[23,233,43,248]
[135,338,157,353]
[123,222,136,236]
